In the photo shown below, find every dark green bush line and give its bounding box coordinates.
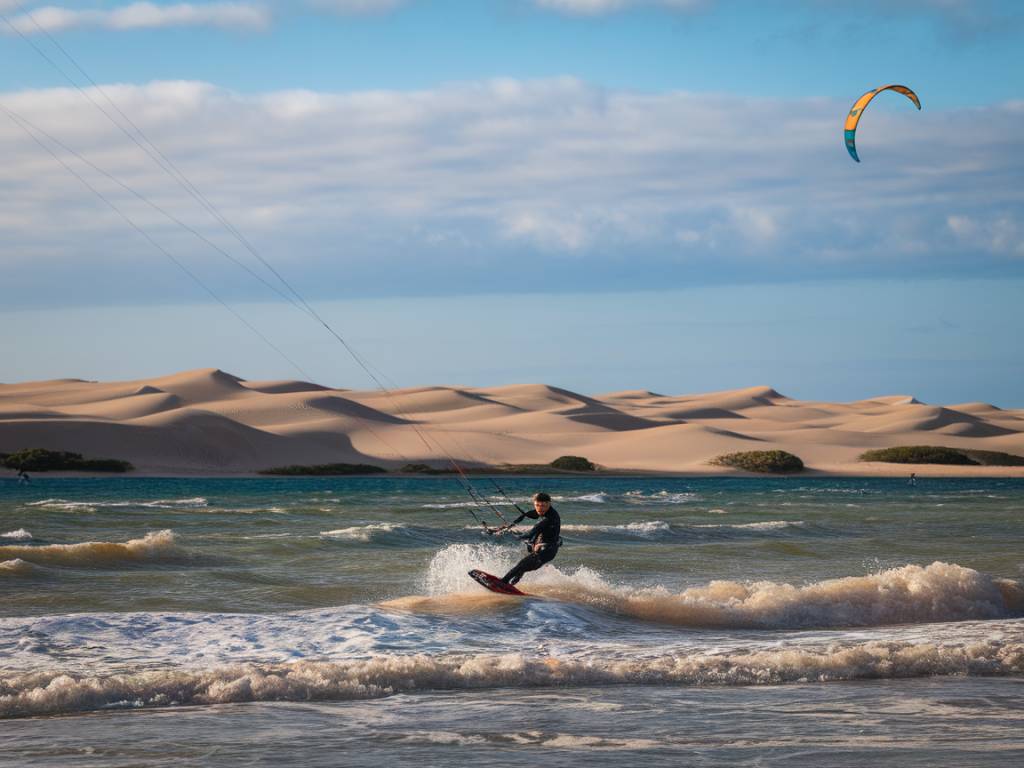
[398,456,597,474]
[710,450,804,474]
[859,445,1024,466]
[259,463,388,475]
[2,448,133,473]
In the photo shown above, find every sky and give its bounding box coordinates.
[1,0,1022,404]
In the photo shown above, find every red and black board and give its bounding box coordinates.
[468,569,527,596]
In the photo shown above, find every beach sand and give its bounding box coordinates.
[1,368,1022,476]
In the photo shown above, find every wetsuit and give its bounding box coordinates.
[501,506,561,585]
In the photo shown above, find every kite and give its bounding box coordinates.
[844,84,921,162]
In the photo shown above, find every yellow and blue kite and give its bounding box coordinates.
[844,84,921,162]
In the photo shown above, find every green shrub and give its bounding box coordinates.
[549,455,596,472]
[961,449,1024,467]
[2,448,133,473]
[399,463,453,474]
[258,463,387,476]
[859,445,1024,466]
[710,450,804,474]
[858,446,979,465]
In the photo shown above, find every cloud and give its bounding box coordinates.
[1,77,1021,308]
[947,214,1024,257]
[2,2,270,34]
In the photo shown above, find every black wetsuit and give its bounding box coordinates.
[501,506,561,585]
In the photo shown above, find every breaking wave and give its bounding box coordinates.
[0,559,35,576]
[3,639,1022,718]
[533,562,1024,629]
[693,520,804,531]
[320,524,410,543]
[561,521,672,537]
[0,530,185,568]
[422,547,1024,630]
[26,497,208,511]
[1,529,32,541]
[624,491,701,504]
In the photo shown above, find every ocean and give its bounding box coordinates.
[2,476,1023,766]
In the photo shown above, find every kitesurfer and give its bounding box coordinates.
[499,492,561,585]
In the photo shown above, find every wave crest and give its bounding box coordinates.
[536,562,1023,629]
[4,639,1022,718]
[0,530,184,568]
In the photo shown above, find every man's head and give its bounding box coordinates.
[532,491,551,515]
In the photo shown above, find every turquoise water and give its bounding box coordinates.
[2,476,1023,765]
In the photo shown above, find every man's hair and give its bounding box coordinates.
[532,492,551,502]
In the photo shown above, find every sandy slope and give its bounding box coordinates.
[1,368,1022,476]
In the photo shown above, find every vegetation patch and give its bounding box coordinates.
[400,456,599,474]
[710,450,805,474]
[960,449,1024,467]
[2,448,133,473]
[399,463,455,474]
[549,455,596,472]
[859,445,1024,466]
[259,463,387,476]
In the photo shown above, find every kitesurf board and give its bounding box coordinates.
[468,569,527,596]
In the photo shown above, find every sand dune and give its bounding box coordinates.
[1,368,1022,475]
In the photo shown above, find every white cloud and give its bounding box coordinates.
[947,213,1024,256]
[1,78,1021,307]
[3,2,270,34]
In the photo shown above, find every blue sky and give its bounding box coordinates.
[1,0,1022,403]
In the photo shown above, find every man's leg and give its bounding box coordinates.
[502,553,541,585]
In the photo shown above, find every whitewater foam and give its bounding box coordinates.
[3,638,1022,718]
[1,529,32,541]
[0,559,35,575]
[561,521,672,537]
[26,497,207,511]
[320,524,408,542]
[528,562,1023,629]
[693,520,803,531]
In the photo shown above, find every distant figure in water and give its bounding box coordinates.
[499,491,562,586]
[16,468,30,485]
[909,472,917,487]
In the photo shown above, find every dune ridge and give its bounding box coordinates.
[1,368,1022,475]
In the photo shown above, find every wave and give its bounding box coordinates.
[532,562,1024,630]
[543,520,804,540]
[421,500,508,509]
[0,530,185,568]
[567,493,609,503]
[0,559,35,576]
[422,493,610,510]
[4,638,1022,718]
[26,498,207,511]
[561,521,672,537]
[624,491,701,504]
[320,524,410,543]
[1,529,32,541]
[422,546,1024,630]
[693,520,803,531]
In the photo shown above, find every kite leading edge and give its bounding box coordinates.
[844,84,921,162]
